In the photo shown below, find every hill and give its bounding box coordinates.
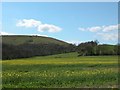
[2,35,119,60]
[2,35,69,46]
[2,35,75,60]
[97,44,115,55]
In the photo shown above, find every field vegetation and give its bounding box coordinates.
[2,52,118,88]
[2,35,119,88]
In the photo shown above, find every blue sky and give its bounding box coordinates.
[2,2,118,45]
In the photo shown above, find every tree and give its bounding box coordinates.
[2,42,76,60]
[77,40,98,56]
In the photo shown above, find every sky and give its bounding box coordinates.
[1,2,119,45]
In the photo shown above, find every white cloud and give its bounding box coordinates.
[97,33,118,41]
[66,40,80,45]
[38,24,62,32]
[16,19,62,33]
[1,32,48,38]
[88,26,101,32]
[65,40,86,45]
[118,32,120,40]
[16,19,41,28]
[79,24,119,42]
[78,27,85,31]
[0,22,2,33]
[0,31,14,35]
[0,31,48,37]
[79,24,119,32]
[27,34,48,37]
[79,26,102,32]
[102,24,118,32]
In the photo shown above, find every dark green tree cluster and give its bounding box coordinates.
[77,40,119,56]
[2,38,119,60]
[77,40,98,56]
[2,43,75,60]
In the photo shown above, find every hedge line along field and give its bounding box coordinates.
[2,52,118,88]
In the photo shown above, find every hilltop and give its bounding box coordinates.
[2,35,69,46]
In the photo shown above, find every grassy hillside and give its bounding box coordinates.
[2,35,119,60]
[2,35,70,46]
[2,52,118,88]
[97,44,116,55]
[99,44,115,50]
[2,35,75,60]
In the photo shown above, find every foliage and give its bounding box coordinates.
[2,53,118,88]
[77,40,119,56]
[77,40,98,56]
[2,43,75,60]
[2,35,75,60]
[2,36,119,60]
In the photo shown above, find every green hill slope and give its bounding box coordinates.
[2,35,69,46]
[2,35,75,60]
[96,44,116,55]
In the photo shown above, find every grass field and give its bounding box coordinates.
[2,52,118,88]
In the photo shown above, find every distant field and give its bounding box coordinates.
[2,52,118,88]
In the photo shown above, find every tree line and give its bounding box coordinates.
[2,40,120,60]
[2,43,75,60]
[77,40,120,56]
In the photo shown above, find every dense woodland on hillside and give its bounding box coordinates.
[77,40,120,56]
[2,35,120,60]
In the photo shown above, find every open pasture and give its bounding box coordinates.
[2,53,118,88]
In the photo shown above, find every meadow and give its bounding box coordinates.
[2,52,118,88]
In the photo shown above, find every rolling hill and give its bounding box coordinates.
[2,35,119,60]
[2,35,70,46]
[2,35,75,60]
